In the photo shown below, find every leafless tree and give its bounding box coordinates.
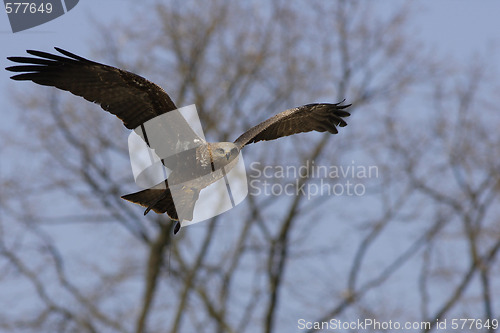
[1,1,499,332]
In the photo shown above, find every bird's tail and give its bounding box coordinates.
[122,187,177,217]
[121,185,200,223]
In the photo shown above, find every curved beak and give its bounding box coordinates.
[225,152,231,160]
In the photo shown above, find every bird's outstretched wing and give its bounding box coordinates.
[233,102,351,148]
[6,47,201,147]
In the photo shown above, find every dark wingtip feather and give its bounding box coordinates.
[5,65,45,72]
[54,47,90,62]
[7,56,55,66]
[25,49,80,63]
[9,73,36,81]
[335,110,351,117]
[333,100,351,109]
[26,49,45,56]
[337,120,348,127]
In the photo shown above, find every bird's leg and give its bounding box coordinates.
[174,221,181,234]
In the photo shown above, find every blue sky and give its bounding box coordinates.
[414,1,500,66]
[1,1,500,331]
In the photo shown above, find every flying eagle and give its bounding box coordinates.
[6,48,351,233]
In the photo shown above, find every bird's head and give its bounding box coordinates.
[209,142,240,168]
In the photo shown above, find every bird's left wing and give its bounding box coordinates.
[6,48,201,150]
[233,102,351,148]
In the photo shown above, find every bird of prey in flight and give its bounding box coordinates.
[6,48,351,233]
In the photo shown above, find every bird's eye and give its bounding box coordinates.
[231,148,238,155]
[216,148,225,154]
